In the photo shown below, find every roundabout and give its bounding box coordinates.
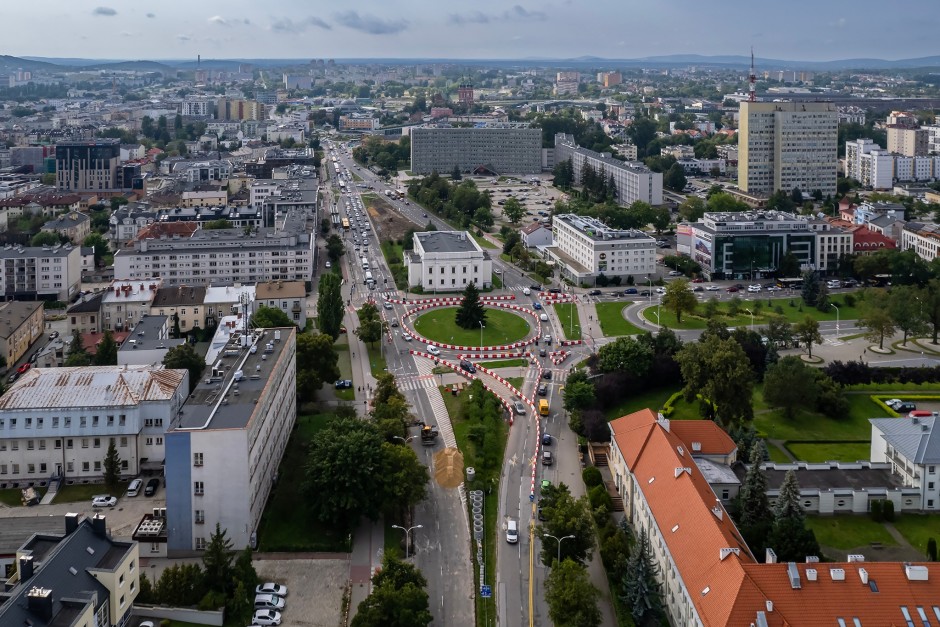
[411,306,533,347]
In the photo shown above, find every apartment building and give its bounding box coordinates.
[887,125,928,157]
[554,134,663,206]
[118,315,184,367]
[554,71,580,96]
[154,206,263,231]
[0,365,188,484]
[339,115,379,131]
[597,71,622,87]
[180,188,227,208]
[149,286,208,334]
[406,231,492,292]
[410,126,542,175]
[66,292,103,335]
[204,284,255,327]
[738,102,838,198]
[901,222,940,262]
[0,243,82,301]
[546,213,655,284]
[0,513,140,627]
[845,138,894,189]
[55,139,121,193]
[607,408,940,627]
[40,211,91,244]
[0,302,44,367]
[255,280,305,327]
[112,222,314,288]
[165,327,296,554]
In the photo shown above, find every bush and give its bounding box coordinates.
[883,499,895,522]
[870,499,883,522]
[582,466,603,488]
[588,483,613,512]
[928,537,937,562]
[843,293,856,307]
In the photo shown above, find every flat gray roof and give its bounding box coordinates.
[120,315,186,352]
[416,231,479,254]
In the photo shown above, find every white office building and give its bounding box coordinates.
[870,416,940,510]
[406,231,492,292]
[901,222,940,262]
[0,366,188,485]
[546,213,656,284]
[0,243,82,301]
[165,327,296,554]
[553,134,663,206]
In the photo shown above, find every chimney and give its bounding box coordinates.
[19,555,34,581]
[27,587,53,621]
[91,513,107,537]
[765,548,777,564]
[65,512,81,535]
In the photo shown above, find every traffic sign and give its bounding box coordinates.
[480,585,492,598]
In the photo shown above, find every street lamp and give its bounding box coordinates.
[543,533,575,566]
[648,276,653,303]
[831,303,839,335]
[744,307,754,332]
[478,321,485,348]
[391,435,414,444]
[391,524,423,559]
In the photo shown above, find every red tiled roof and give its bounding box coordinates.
[81,331,130,354]
[852,226,896,250]
[668,420,737,456]
[132,222,199,244]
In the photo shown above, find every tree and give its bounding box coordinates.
[317,272,345,340]
[326,234,346,263]
[454,281,487,330]
[663,162,687,192]
[163,343,206,394]
[351,555,432,627]
[922,279,940,344]
[597,336,653,375]
[502,231,521,255]
[767,516,821,563]
[65,330,93,367]
[763,356,818,420]
[379,442,429,518]
[251,305,294,328]
[774,470,804,522]
[678,195,706,222]
[202,219,233,230]
[675,334,755,428]
[31,231,60,247]
[790,186,803,204]
[793,316,823,358]
[502,197,524,224]
[662,278,697,324]
[356,303,384,347]
[103,439,122,492]
[536,484,595,567]
[545,559,602,627]
[201,523,234,596]
[620,528,662,625]
[801,271,820,306]
[450,164,462,181]
[171,313,182,339]
[856,291,895,350]
[562,369,595,413]
[890,285,928,345]
[763,315,794,349]
[777,251,800,278]
[296,333,340,400]
[94,329,118,366]
[320,218,331,234]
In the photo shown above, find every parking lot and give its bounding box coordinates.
[253,556,348,627]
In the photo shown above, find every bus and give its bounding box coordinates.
[539,399,549,416]
[341,218,350,230]
[364,271,374,287]
[361,256,369,270]
[775,277,803,290]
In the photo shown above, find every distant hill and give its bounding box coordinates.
[86,60,177,73]
[0,55,68,71]
[635,54,940,70]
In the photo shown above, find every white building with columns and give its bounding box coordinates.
[406,231,492,292]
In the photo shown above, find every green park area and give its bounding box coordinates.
[595,302,644,337]
[479,358,529,369]
[805,513,940,554]
[413,306,531,346]
[552,302,582,340]
[642,295,863,330]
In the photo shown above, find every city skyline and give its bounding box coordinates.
[3,0,936,63]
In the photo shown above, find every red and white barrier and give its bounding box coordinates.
[549,350,570,365]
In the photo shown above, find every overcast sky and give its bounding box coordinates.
[5,0,935,62]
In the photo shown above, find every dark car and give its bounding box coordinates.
[144,478,160,497]
[639,290,652,297]
[460,360,477,374]
[542,433,552,446]
[542,370,552,380]
[530,284,542,291]
[896,402,917,413]
[726,286,740,293]
[624,288,638,295]
[548,288,562,294]
[537,384,548,396]
[588,289,601,296]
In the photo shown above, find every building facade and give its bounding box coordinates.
[738,102,838,198]
[0,366,188,484]
[554,134,663,206]
[546,213,656,284]
[871,415,940,511]
[0,302,44,367]
[0,244,82,301]
[41,211,91,244]
[887,125,928,157]
[101,280,161,332]
[901,222,940,262]
[410,126,542,175]
[149,286,208,334]
[55,139,122,193]
[255,280,305,327]
[406,231,492,292]
[165,327,296,554]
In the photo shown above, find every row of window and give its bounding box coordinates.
[0,414,133,430]
[0,459,129,475]
[0,435,131,451]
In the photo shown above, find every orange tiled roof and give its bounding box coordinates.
[132,222,199,244]
[668,420,737,456]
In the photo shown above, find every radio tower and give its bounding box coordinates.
[748,47,757,102]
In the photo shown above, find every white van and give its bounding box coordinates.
[127,479,142,497]
[506,519,518,544]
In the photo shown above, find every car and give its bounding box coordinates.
[422,213,428,218]
[522,287,531,296]
[537,384,548,396]
[747,285,761,293]
[127,478,143,497]
[252,609,282,626]
[668,270,683,277]
[506,519,519,544]
[655,287,666,295]
[514,401,527,415]
[255,582,289,597]
[691,278,705,283]
[383,301,393,310]
[639,290,652,297]
[548,288,562,294]
[533,302,542,310]
[705,284,720,291]
[542,451,553,466]
[543,334,552,344]
[49,331,59,340]
[624,288,638,295]
[144,478,160,497]
[827,280,842,289]
[539,313,548,322]
[7,373,17,383]
[542,433,552,445]
[459,359,477,374]
[588,289,601,296]
[427,345,441,356]
[726,286,740,293]
[541,479,552,491]
[29,353,37,363]
[542,370,552,380]
[896,402,917,413]
[390,319,399,328]
[254,594,286,610]
[401,332,412,341]
[325,261,332,268]
[530,284,543,291]
[538,347,547,357]
[339,326,348,334]
[884,398,903,409]
[92,495,117,508]
[17,363,30,374]
[766,285,781,292]
[843,279,858,287]
[693,286,704,292]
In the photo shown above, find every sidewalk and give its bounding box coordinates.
[347,516,385,622]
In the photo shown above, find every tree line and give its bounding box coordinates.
[408,173,494,230]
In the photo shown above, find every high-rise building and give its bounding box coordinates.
[887,126,928,157]
[554,72,580,96]
[738,102,838,198]
[410,126,541,175]
[597,71,622,87]
[55,139,121,193]
[554,134,663,206]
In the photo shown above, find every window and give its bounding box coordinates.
[67,461,74,473]
[28,464,35,474]
[94,461,101,472]
[107,416,114,426]
[931,466,937,474]
[195,537,207,550]
[195,510,205,524]
[145,437,153,445]
[194,453,204,467]
[120,437,127,447]
[37,418,43,429]
[64,417,71,427]
[194,481,204,496]
[82,462,90,472]
[92,416,99,427]
[66,439,73,449]
[39,440,45,450]
[80,416,86,427]
[55,439,61,450]
[12,464,19,474]
[119,415,126,426]
[25,418,31,429]
[94,438,101,448]
[27,440,34,450]
[81,438,89,448]
[156,437,163,445]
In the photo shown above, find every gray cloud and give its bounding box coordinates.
[449,11,490,25]
[208,15,229,26]
[450,5,546,26]
[334,11,406,35]
[146,13,155,18]
[177,34,192,42]
[92,7,117,16]
[271,16,331,33]
[505,5,546,20]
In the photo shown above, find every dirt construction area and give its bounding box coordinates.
[361,193,415,243]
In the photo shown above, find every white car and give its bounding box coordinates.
[427,345,441,356]
[884,398,903,409]
[523,287,531,296]
[655,287,667,295]
[540,313,549,322]
[92,495,117,508]
[401,332,412,341]
[254,594,286,611]
[747,285,761,293]
[255,583,289,597]
[252,610,282,626]
[494,269,502,274]
[324,261,331,268]
[705,284,720,291]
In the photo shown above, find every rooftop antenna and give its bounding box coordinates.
[748,47,757,102]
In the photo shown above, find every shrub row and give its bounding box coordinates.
[825,361,940,386]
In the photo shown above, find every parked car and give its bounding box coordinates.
[427,345,441,356]
[324,261,332,268]
[7,373,17,383]
[254,594,286,611]
[506,519,519,544]
[252,609,282,626]
[144,478,160,497]
[668,270,683,277]
[256,583,289,597]
[896,402,917,413]
[49,331,59,340]
[17,363,31,374]
[624,288,638,295]
[92,495,117,508]
[884,398,903,409]
[127,479,143,497]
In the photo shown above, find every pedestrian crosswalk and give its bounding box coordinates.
[396,374,440,392]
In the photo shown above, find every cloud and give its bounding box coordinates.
[829,17,847,28]
[334,11,406,35]
[270,16,331,33]
[208,15,229,26]
[146,13,155,18]
[92,6,117,16]
[450,5,546,26]
[449,11,490,25]
[505,5,547,20]
[177,34,192,42]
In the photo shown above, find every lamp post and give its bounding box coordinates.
[478,321,485,348]
[392,524,423,559]
[831,303,840,335]
[391,435,414,444]
[543,533,575,566]
[744,307,754,332]
[648,276,653,303]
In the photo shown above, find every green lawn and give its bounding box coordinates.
[257,414,350,552]
[55,481,128,503]
[333,337,354,401]
[553,303,582,340]
[413,307,531,346]
[479,358,529,369]
[351,171,363,182]
[891,514,940,555]
[472,233,497,249]
[641,296,863,330]
[366,342,387,377]
[384,520,403,560]
[805,515,898,551]
[766,443,792,463]
[753,388,888,442]
[506,377,524,390]
[604,387,679,421]
[0,488,26,506]
[595,302,644,337]
[380,241,408,290]
[785,442,871,463]
[491,273,503,289]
